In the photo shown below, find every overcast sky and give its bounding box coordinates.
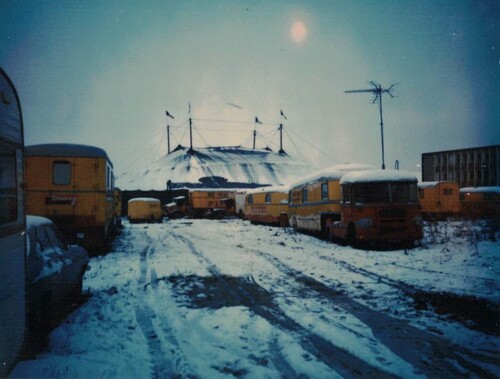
[1,0,498,176]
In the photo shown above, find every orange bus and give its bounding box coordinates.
[418,181,460,219]
[288,163,374,237]
[245,186,289,226]
[330,170,423,247]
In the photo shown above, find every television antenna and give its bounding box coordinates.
[345,81,399,170]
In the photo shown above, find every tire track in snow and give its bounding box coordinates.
[250,248,499,378]
[135,239,196,379]
[172,231,397,378]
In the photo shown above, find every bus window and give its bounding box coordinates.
[53,160,71,185]
[391,182,418,203]
[321,182,328,200]
[352,183,390,203]
[302,187,308,203]
[0,148,17,223]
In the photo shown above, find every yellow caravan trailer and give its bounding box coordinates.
[245,186,289,226]
[288,163,373,236]
[188,189,236,218]
[128,197,163,223]
[418,181,460,218]
[25,143,116,253]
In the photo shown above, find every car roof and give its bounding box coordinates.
[26,215,53,228]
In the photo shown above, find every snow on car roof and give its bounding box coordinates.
[128,197,161,203]
[26,215,53,227]
[340,170,418,184]
[245,185,289,195]
[25,143,112,166]
[460,186,500,194]
[289,163,375,189]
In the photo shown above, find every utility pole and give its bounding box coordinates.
[278,124,285,154]
[279,110,286,154]
[167,124,170,154]
[253,116,262,149]
[188,102,194,154]
[165,110,175,155]
[345,82,398,170]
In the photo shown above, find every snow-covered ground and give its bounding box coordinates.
[11,219,500,378]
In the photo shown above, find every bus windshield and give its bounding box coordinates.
[351,182,418,204]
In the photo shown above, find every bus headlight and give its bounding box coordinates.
[412,216,423,226]
[355,218,373,228]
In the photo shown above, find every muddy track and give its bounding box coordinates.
[249,248,499,378]
[135,237,197,379]
[171,231,399,378]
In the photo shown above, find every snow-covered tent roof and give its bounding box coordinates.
[116,146,311,191]
[340,170,418,185]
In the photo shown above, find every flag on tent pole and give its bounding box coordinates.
[280,110,287,120]
[166,110,175,119]
[255,116,262,124]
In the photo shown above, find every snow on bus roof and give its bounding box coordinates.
[340,170,418,184]
[25,143,112,165]
[245,185,289,195]
[418,181,440,188]
[460,186,500,194]
[418,181,458,189]
[128,197,161,203]
[289,163,375,189]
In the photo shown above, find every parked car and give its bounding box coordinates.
[25,215,89,346]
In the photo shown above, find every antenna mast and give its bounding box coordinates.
[345,81,398,170]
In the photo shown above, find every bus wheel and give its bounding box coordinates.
[347,224,357,247]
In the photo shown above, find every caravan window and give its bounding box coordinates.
[53,161,71,185]
[0,147,17,223]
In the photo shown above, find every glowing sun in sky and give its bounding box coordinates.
[291,21,307,43]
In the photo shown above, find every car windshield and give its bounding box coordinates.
[351,182,418,203]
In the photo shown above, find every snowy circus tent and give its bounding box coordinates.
[117,145,311,191]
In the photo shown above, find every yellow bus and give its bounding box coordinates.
[25,143,116,254]
[245,186,289,226]
[418,181,460,219]
[288,163,373,237]
[0,67,26,377]
[128,197,163,223]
